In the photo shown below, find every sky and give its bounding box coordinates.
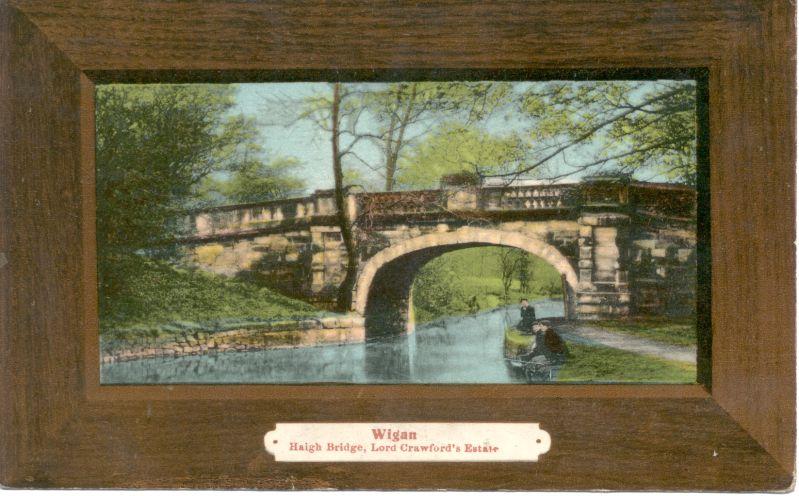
[234,83,336,191]
[228,80,695,194]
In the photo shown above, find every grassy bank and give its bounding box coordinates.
[556,342,696,383]
[100,255,320,341]
[412,246,563,323]
[590,318,696,347]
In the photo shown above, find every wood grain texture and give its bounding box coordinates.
[28,398,797,490]
[0,0,795,489]
[710,0,796,472]
[0,3,85,484]
[12,0,759,70]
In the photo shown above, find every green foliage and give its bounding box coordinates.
[411,255,470,323]
[396,123,529,189]
[517,80,697,184]
[96,84,250,253]
[208,156,305,204]
[412,247,563,323]
[503,326,534,357]
[556,343,695,383]
[99,254,318,336]
[295,82,515,191]
[95,84,305,313]
[590,318,697,347]
[288,80,697,189]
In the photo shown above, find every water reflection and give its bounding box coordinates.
[101,298,565,384]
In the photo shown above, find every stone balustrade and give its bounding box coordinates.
[187,184,582,239]
[183,179,695,241]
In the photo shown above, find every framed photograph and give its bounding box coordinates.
[0,0,794,490]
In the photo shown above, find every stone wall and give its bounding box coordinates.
[629,223,697,316]
[101,315,365,363]
[185,230,315,299]
[574,212,632,320]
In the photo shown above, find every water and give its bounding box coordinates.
[101,298,566,384]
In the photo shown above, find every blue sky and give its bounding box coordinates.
[234,83,336,191]
[229,81,695,193]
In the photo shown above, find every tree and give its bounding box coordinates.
[395,122,529,189]
[496,80,697,185]
[212,156,305,204]
[411,257,468,322]
[329,83,361,311]
[295,83,361,310]
[517,252,533,293]
[498,248,526,302]
[360,82,512,190]
[95,84,295,303]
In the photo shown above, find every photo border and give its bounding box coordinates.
[90,68,711,389]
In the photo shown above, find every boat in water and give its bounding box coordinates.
[503,319,568,382]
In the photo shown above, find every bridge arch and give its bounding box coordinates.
[353,227,578,336]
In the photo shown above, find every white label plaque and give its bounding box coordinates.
[264,422,551,462]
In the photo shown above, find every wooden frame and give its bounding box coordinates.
[0,0,794,490]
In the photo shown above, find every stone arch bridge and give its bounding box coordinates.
[177,178,697,335]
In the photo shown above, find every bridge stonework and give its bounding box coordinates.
[179,178,696,334]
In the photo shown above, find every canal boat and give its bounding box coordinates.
[503,320,567,382]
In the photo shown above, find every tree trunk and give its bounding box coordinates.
[383,101,399,191]
[331,83,360,312]
[384,83,418,192]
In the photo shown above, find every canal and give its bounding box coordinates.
[100,298,565,384]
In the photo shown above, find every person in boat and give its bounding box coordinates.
[532,322,567,364]
[518,298,537,333]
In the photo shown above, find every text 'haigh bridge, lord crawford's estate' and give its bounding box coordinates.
[176,176,697,335]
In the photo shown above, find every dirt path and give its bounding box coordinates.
[554,323,697,364]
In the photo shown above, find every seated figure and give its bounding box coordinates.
[518,298,537,333]
[538,325,567,364]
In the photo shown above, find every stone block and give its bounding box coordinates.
[320,317,340,329]
[593,227,618,243]
[634,239,657,250]
[577,293,602,304]
[301,319,319,330]
[349,327,366,342]
[576,304,602,315]
[596,213,630,226]
[406,236,428,251]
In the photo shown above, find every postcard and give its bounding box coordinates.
[95,80,700,385]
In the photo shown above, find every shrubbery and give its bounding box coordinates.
[100,254,319,337]
[412,247,563,323]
